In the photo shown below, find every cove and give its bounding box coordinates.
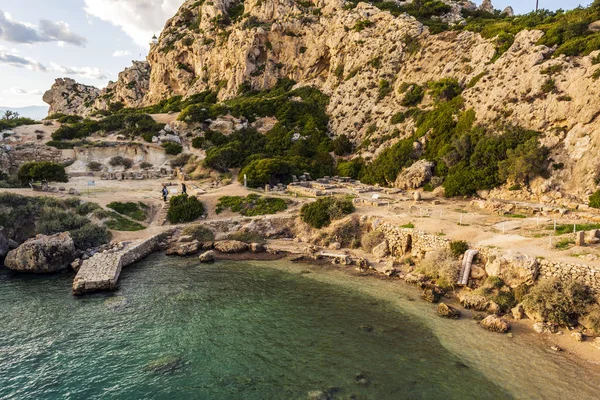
[0,254,595,399]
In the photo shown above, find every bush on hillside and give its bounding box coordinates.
[522,279,595,327]
[167,195,206,223]
[162,142,183,155]
[400,84,424,107]
[449,240,469,258]
[300,197,355,229]
[332,134,353,156]
[589,190,600,208]
[361,230,385,252]
[415,248,461,290]
[70,223,112,250]
[109,156,133,169]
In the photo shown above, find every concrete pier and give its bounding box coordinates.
[72,234,162,295]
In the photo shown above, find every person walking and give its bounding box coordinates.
[182,182,187,195]
[161,184,169,202]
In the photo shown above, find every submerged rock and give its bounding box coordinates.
[438,303,461,319]
[421,286,444,303]
[145,356,183,374]
[104,296,128,310]
[198,250,216,263]
[4,232,75,273]
[480,315,511,333]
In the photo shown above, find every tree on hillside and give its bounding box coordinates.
[18,162,68,184]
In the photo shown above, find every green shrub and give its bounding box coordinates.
[332,134,353,156]
[589,190,600,208]
[167,195,206,223]
[216,194,288,216]
[107,202,147,221]
[354,19,374,32]
[522,279,595,327]
[18,162,68,183]
[109,156,133,169]
[182,225,215,242]
[336,158,364,179]
[162,142,183,155]
[541,78,557,94]
[584,304,600,333]
[428,78,462,102]
[449,240,469,257]
[377,79,392,101]
[70,223,112,250]
[87,161,103,171]
[76,202,101,215]
[300,197,355,228]
[400,84,424,107]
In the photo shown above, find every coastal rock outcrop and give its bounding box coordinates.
[484,251,539,288]
[4,232,75,273]
[214,240,249,253]
[458,292,489,311]
[43,78,100,117]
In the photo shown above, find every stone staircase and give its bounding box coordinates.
[154,201,170,226]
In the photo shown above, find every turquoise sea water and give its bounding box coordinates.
[0,255,598,399]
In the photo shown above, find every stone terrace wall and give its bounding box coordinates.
[378,224,450,259]
[537,258,600,291]
[2,144,64,174]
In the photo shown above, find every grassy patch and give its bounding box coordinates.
[216,194,288,216]
[104,212,146,231]
[106,202,147,221]
[550,223,600,235]
[400,222,415,228]
[555,238,575,250]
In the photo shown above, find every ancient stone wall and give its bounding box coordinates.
[377,223,450,259]
[1,144,64,174]
[537,258,600,291]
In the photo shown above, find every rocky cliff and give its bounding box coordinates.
[42,0,600,199]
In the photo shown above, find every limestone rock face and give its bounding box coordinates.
[480,315,510,333]
[479,0,494,13]
[394,160,434,190]
[41,0,600,199]
[95,61,151,111]
[4,232,75,273]
[42,78,100,117]
[502,6,514,16]
[484,251,539,288]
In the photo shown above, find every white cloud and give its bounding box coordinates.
[4,87,44,95]
[83,0,181,47]
[0,11,87,46]
[0,50,107,80]
[112,50,131,57]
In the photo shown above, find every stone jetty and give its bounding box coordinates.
[72,234,162,295]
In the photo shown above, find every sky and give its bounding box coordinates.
[0,0,588,109]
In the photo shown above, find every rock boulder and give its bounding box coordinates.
[4,232,75,273]
[480,315,510,333]
[437,303,461,319]
[214,240,248,253]
[394,160,434,190]
[484,251,539,288]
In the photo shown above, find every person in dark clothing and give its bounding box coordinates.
[182,182,187,195]
[161,185,168,202]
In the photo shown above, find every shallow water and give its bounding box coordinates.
[0,255,598,399]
